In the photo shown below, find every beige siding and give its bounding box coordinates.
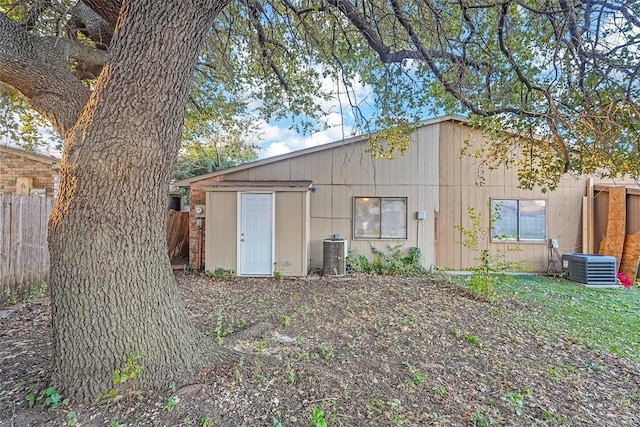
[274,191,309,276]
[437,121,589,272]
[205,191,237,272]
[205,188,309,276]
[191,117,640,275]
[222,123,441,269]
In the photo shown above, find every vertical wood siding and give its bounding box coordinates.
[223,123,441,269]
[197,118,639,274]
[436,121,590,271]
[274,192,309,276]
[205,192,237,273]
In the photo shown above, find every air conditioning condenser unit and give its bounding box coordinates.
[561,254,617,287]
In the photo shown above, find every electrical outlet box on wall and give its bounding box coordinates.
[194,205,206,218]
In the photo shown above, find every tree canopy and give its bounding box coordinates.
[1,0,638,188]
[0,0,638,401]
[173,130,260,180]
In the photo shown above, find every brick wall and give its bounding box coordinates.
[0,148,59,198]
[187,175,223,268]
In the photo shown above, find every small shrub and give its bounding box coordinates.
[164,395,179,412]
[273,262,289,279]
[503,391,525,415]
[432,386,446,396]
[454,206,529,299]
[317,342,334,360]
[3,288,19,305]
[346,246,426,276]
[206,268,234,278]
[67,411,78,426]
[404,363,425,386]
[3,280,48,307]
[472,409,495,426]
[27,387,69,409]
[346,251,370,273]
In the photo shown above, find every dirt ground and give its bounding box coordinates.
[1,271,639,426]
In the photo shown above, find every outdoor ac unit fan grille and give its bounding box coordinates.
[562,254,617,286]
[323,239,346,276]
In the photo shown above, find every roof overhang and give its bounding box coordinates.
[0,145,60,168]
[174,114,467,188]
[204,180,314,192]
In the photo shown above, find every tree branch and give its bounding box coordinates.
[69,1,114,49]
[582,0,640,28]
[244,0,290,90]
[315,0,491,69]
[82,0,121,30]
[22,0,52,31]
[0,13,90,138]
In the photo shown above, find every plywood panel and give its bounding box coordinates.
[598,186,626,267]
[593,190,609,252]
[620,232,640,285]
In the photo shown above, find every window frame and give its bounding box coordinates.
[353,196,408,240]
[490,199,547,243]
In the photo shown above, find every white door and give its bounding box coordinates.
[239,193,274,275]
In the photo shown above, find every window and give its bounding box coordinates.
[491,199,546,242]
[354,197,407,239]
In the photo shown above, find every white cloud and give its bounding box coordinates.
[254,121,356,158]
[248,68,373,158]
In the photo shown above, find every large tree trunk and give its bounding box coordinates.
[47,0,229,400]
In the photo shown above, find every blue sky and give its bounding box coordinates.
[7,68,380,160]
[248,71,373,159]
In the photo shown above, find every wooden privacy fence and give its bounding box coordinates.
[1,196,189,304]
[166,209,189,261]
[0,194,53,301]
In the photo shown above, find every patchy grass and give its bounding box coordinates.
[1,272,639,426]
[494,275,640,361]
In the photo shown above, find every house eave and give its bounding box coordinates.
[204,180,313,192]
[0,145,61,168]
[174,114,467,187]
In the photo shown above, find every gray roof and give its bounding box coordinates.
[175,115,466,187]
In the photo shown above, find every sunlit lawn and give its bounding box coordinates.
[495,275,640,361]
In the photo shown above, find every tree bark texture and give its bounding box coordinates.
[44,0,230,400]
